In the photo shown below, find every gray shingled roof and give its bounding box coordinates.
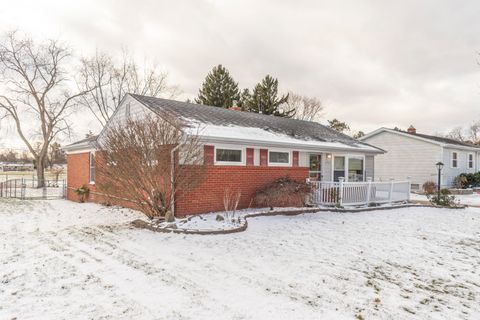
[130,94,368,148]
[395,129,480,149]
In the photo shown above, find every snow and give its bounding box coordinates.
[187,122,379,152]
[1,199,480,319]
[411,192,480,206]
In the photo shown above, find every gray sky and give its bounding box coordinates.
[1,0,479,148]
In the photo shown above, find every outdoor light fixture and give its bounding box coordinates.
[436,162,444,196]
[326,153,332,160]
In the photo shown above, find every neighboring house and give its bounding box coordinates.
[63,94,383,215]
[360,126,480,189]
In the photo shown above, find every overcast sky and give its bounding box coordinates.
[1,0,479,148]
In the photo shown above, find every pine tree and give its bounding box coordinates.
[195,65,240,108]
[244,75,292,117]
[328,119,350,133]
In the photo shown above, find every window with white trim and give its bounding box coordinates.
[451,152,458,168]
[268,151,290,164]
[89,152,95,183]
[216,148,242,163]
[468,153,474,169]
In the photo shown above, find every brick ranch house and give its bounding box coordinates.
[63,94,383,216]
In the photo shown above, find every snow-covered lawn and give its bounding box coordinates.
[1,200,480,319]
[411,192,480,207]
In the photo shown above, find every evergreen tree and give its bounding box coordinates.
[195,65,240,108]
[328,119,350,133]
[245,75,292,117]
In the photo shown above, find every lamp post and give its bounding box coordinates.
[436,162,444,198]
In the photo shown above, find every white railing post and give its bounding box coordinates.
[366,177,372,206]
[338,177,344,206]
[388,179,394,203]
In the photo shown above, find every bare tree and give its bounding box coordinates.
[445,126,466,142]
[96,112,205,222]
[469,121,480,144]
[78,50,180,126]
[283,92,324,122]
[0,31,91,187]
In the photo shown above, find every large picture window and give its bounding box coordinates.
[216,148,242,163]
[348,158,364,182]
[269,151,290,164]
[89,152,95,183]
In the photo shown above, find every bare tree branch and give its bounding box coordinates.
[0,30,91,187]
[77,50,180,126]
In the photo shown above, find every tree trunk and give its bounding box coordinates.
[36,157,45,188]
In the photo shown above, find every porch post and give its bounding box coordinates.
[366,177,372,206]
[338,177,344,206]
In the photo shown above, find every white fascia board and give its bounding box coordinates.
[197,136,383,154]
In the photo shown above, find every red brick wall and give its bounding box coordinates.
[66,152,95,201]
[67,149,309,216]
[175,166,308,215]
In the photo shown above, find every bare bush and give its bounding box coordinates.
[422,181,437,195]
[254,177,311,209]
[96,112,204,221]
[223,187,241,221]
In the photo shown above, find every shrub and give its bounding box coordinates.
[455,172,480,188]
[422,181,437,195]
[74,184,90,203]
[453,175,468,189]
[254,177,311,209]
[428,188,457,207]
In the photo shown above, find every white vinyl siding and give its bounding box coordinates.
[361,131,442,187]
[442,148,476,186]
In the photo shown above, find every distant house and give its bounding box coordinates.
[0,162,34,172]
[63,94,383,215]
[360,126,480,189]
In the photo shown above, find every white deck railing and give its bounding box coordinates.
[308,178,411,207]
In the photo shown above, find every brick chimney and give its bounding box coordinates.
[229,100,242,111]
[407,125,416,134]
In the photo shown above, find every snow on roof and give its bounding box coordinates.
[131,94,383,153]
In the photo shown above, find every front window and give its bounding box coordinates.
[89,152,95,183]
[452,152,458,168]
[333,156,345,182]
[269,151,290,164]
[216,148,242,163]
[348,158,364,182]
[468,154,474,169]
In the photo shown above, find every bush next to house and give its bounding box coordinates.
[254,177,311,209]
[74,185,90,203]
[422,181,437,195]
[454,172,480,189]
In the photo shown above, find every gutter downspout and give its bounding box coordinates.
[170,144,181,217]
